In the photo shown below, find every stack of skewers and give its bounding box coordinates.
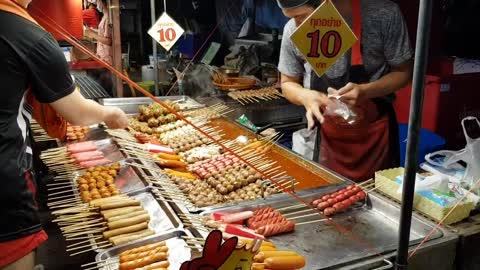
[228,88,283,105]
[52,195,155,256]
[81,241,171,270]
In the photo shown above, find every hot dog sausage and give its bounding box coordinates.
[311,199,322,208]
[103,222,149,239]
[79,158,112,168]
[221,211,254,224]
[101,206,143,219]
[100,200,141,210]
[108,213,150,230]
[254,251,300,263]
[255,221,295,237]
[237,239,276,248]
[140,261,170,270]
[253,207,274,216]
[323,207,335,216]
[110,229,155,246]
[258,246,277,252]
[118,252,167,270]
[156,158,187,168]
[247,211,282,226]
[264,255,306,269]
[107,210,148,223]
[89,195,130,207]
[119,246,168,263]
[119,241,166,256]
[249,216,287,230]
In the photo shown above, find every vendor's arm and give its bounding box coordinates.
[85,27,111,45]
[281,73,331,128]
[278,20,332,129]
[51,91,127,128]
[27,33,127,128]
[336,60,413,106]
[336,4,414,106]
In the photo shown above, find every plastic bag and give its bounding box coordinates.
[425,117,480,194]
[323,98,359,125]
[292,128,317,160]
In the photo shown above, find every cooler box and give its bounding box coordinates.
[398,124,445,166]
[394,58,480,149]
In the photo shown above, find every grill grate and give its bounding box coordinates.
[74,75,111,100]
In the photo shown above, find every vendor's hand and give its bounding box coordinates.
[303,90,332,130]
[335,82,367,107]
[103,107,128,129]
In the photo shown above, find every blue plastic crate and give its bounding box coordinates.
[399,124,446,166]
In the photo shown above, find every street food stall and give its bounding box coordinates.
[14,0,480,269]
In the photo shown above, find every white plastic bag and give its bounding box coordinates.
[425,117,480,193]
[292,128,317,160]
[396,173,449,194]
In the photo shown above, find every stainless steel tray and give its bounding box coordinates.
[89,187,183,252]
[57,138,126,162]
[95,229,194,270]
[198,187,445,270]
[67,159,149,196]
[98,96,204,114]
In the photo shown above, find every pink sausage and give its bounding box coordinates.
[79,158,111,168]
[221,211,254,224]
[68,144,98,154]
[74,154,105,163]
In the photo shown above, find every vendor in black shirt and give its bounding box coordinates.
[0,0,128,269]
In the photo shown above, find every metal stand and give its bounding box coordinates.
[150,0,159,96]
[395,0,433,269]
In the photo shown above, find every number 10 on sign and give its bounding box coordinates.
[307,30,342,59]
[148,12,184,51]
[289,0,357,76]
[158,28,176,42]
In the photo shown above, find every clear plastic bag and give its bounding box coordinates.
[323,98,359,125]
[425,117,480,194]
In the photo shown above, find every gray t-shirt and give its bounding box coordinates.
[278,0,413,91]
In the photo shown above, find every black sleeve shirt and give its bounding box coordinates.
[0,10,75,241]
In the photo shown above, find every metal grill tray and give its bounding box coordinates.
[56,138,125,163]
[67,159,148,196]
[95,229,194,270]
[98,96,204,114]
[89,187,183,252]
[198,187,445,270]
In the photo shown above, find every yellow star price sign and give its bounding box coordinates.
[290,0,357,77]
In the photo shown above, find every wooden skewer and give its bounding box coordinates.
[296,218,330,226]
[67,236,103,249]
[70,243,112,257]
[80,260,111,268]
[66,240,107,252]
[64,228,106,239]
[276,204,305,212]
[49,189,75,197]
[62,221,106,233]
[48,193,76,201]
[357,179,375,187]
[65,235,101,242]
[288,213,324,220]
[48,185,74,192]
[47,181,73,187]
[282,208,314,217]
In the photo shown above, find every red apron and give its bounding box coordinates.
[316,0,399,182]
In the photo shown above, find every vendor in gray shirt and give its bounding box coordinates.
[277,0,413,180]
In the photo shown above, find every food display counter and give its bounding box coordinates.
[34,96,459,270]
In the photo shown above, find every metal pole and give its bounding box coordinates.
[395,0,433,269]
[150,0,159,96]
